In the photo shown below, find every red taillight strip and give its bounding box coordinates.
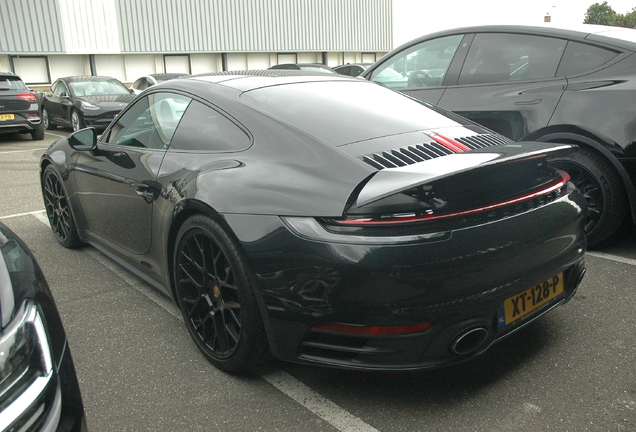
[430,134,472,152]
[337,171,571,226]
[312,322,432,336]
[17,93,37,102]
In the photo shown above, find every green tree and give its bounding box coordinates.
[584,2,617,25]
[615,8,636,28]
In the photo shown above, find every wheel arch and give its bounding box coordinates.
[525,126,636,224]
[166,200,276,360]
[166,199,220,302]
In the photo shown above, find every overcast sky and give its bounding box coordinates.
[394,0,636,46]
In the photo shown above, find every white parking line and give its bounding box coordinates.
[45,132,69,139]
[257,369,381,432]
[587,251,636,267]
[0,209,46,220]
[0,148,49,155]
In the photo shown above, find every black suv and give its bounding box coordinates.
[0,72,44,140]
[362,24,636,245]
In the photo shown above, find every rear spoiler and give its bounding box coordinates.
[354,143,576,207]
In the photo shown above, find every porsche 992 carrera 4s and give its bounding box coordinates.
[40,72,587,372]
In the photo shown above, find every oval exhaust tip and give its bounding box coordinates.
[450,327,489,355]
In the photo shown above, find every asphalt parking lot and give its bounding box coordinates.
[1,130,635,432]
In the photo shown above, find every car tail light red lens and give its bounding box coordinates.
[17,93,37,102]
[333,170,571,227]
[312,322,432,335]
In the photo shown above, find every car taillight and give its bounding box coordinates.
[311,322,432,336]
[332,170,571,227]
[16,93,37,102]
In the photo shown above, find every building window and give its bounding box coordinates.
[164,55,191,74]
[361,53,377,63]
[9,56,50,85]
[277,53,297,65]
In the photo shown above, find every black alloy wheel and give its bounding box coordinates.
[173,215,269,372]
[71,110,84,132]
[550,147,626,246]
[42,165,83,248]
[42,107,56,130]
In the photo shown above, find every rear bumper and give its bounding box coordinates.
[224,185,587,370]
[0,114,43,134]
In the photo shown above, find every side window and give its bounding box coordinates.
[370,35,464,89]
[58,82,69,97]
[105,93,191,149]
[133,78,147,90]
[169,101,251,151]
[351,66,364,76]
[556,42,619,76]
[459,33,566,85]
[337,66,351,76]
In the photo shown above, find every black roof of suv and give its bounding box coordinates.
[0,72,44,140]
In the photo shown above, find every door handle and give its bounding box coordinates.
[514,99,542,105]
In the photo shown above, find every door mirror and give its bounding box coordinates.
[68,128,97,151]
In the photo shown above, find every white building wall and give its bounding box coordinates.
[94,55,127,81]
[247,53,270,70]
[227,54,248,71]
[124,55,156,81]
[49,55,87,78]
[191,54,221,74]
[0,56,12,72]
[58,0,121,54]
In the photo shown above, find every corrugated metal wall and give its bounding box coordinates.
[0,0,64,54]
[1,0,392,55]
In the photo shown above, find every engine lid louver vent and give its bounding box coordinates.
[360,134,513,170]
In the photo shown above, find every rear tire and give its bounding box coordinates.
[31,128,45,140]
[550,147,626,246]
[173,214,269,372]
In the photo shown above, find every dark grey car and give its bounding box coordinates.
[362,24,636,245]
[0,72,44,140]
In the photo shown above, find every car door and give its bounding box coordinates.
[436,32,568,141]
[367,34,467,105]
[72,92,191,255]
[45,81,72,126]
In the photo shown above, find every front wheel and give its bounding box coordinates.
[173,214,269,372]
[42,107,56,130]
[550,147,626,245]
[71,110,85,132]
[42,165,84,248]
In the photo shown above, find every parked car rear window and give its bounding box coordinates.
[0,76,27,90]
[241,81,460,145]
[556,41,619,76]
[458,33,567,85]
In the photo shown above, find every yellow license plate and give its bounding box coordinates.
[0,114,15,121]
[497,273,564,328]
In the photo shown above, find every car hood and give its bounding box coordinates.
[79,94,135,107]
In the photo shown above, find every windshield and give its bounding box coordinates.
[240,81,460,146]
[69,80,130,96]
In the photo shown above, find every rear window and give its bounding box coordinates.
[556,41,619,76]
[0,76,27,91]
[240,81,460,145]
